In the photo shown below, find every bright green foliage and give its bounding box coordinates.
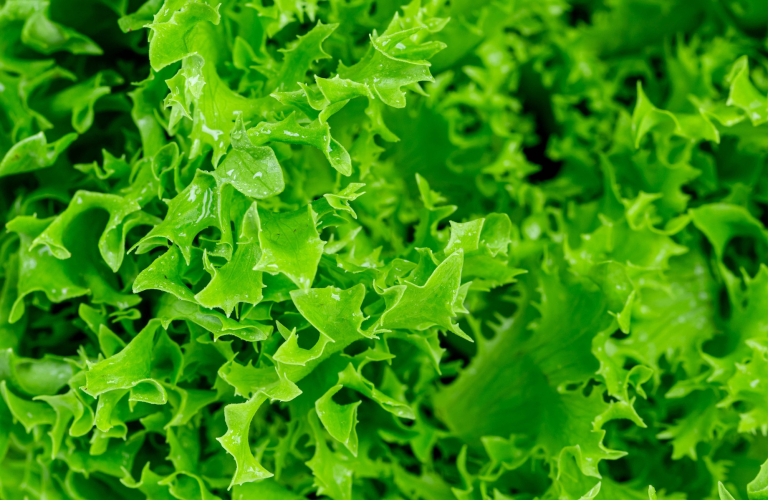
[5,0,768,499]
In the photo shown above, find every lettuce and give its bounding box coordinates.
[3,0,768,499]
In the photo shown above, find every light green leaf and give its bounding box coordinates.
[0,132,77,178]
[217,393,273,487]
[315,384,360,456]
[83,320,162,397]
[338,24,440,108]
[255,204,324,289]
[214,115,284,199]
[632,81,719,147]
[248,113,352,176]
[726,56,768,125]
[133,171,232,264]
[30,191,145,272]
[156,295,271,342]
[380,251,468,339]
[267,21,337,92]
[306,411,353,500]
[196,203,264,316]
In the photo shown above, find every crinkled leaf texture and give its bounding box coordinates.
[4,0,768,499]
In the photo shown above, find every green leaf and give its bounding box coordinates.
[18,3,102,55]
[0,132,77,178]
[255,204,324,289]
[35,390,94,457]
[233,480,302,500]
[146,1,221,72]
[47,71,121,133]
[0,380,56,433]
[7,216,140,323]
[5,1,768,498]
[338,23,441,108]
[216,393,273,487]
[279,284,370,382]
[30,190,146,272]
[195,204,264,316]
[121,463,176,500]
[315,383,360,456]
[129,68,175,157]
[156,295,271,342]
[248,113,352,176]
[632,81,719,147]
[213,115,284,199]
[380,251,468,340]
[150,1,261,164]
[133,171,232,264]
[718,484,737,500]
[133,245,201,303]
[118,0,163,33]
[433,271,630,483]
[749,458,768,499]
[83,320,166,402]
[726,56,768,126]
[267,21,337,92]
[306,411,354,500]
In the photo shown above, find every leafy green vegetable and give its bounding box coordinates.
[5,0,768,499]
